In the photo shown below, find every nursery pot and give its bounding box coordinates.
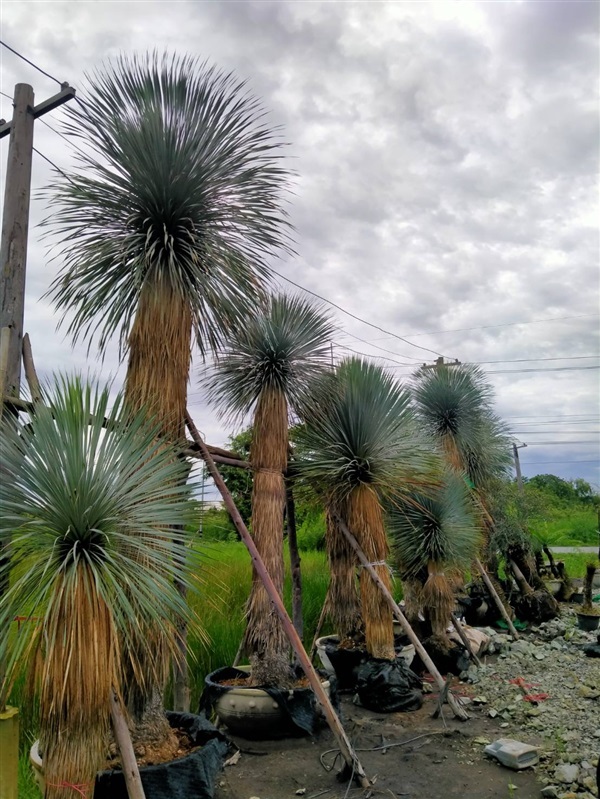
[30,711,228,799]
[571,592,584,605]
[544,580,562,597]
[202,665,331,739]
[0,706,19,799]
[576,612,600,632]
[316,635,415,690]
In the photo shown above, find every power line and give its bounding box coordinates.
[364,313,600,342]
[523,441,599,446]
[511,431,600,435]
[31,147,73,182]
[271,268,454,360]
[474,356,598,365]
[0,39,64,86]
[521,460,599,465]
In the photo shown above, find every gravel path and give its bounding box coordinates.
[462,607,599,799]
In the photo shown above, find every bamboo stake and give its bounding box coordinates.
[475,558,519,638]
[332,513,469,721]
[450,612,482,667]
[185,411,370,789]
[109,688,146,799]
[21,333,41,403]
[310,602,328,661]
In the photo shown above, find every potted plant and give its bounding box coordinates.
[44,49,293,716]
[296,358,433,705]
[203,293,335,734]
[387,470,482,671]
[576,563,600,632]
[0,377,226,798]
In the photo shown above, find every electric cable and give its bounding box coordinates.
[0,39,64,86]
[271,267,454,360]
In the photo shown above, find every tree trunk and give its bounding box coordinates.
[124,281,193,725]
[345,486,395,660]
[244,389,291,687]
[323,508,362,639]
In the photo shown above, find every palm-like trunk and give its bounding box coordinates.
[124,280,193,717]
[41,569,114,799]
[244,388,292,687]
[125,281,192,440]
[345,485,395,660]
[324,508,362,639]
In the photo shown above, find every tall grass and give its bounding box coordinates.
[186,542,332,703]
[530,508,598,547]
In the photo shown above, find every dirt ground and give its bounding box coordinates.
[214,688,543,799]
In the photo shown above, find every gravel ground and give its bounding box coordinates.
[461,606,599,799]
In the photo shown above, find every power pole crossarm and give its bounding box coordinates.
[0,85,75,139]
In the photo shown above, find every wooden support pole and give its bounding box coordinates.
[310,601,328,662]
[21,333,41,403]
[332,513,469,721]
[450,612,482,667]
[475,558,519,638]
[109,688,146,799]
[185,410,370,789]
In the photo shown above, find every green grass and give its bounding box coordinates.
[530,508,599,547]
[18,749,41,799]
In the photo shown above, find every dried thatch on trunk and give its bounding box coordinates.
[323,508,363,639]
[244,388,291,687]
[125,282,191,440]
[345,486,395,660]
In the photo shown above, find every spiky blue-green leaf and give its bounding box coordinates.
[43,52,294,357]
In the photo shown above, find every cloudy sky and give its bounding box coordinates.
[1,0,599,489]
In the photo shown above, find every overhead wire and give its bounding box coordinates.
[363,313,600,342]
[271,267,454,360]
[0,39,65,86]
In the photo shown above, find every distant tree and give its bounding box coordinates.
[527,474,578,505]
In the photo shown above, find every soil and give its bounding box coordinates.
[219,676,311,689]
[106,726,201,770]
[213,610,600,798]
[213,685,542,799]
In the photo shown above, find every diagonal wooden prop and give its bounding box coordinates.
[331,512,469,721]
[185,410,370,789]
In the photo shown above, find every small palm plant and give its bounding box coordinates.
[297,358,434,660]
[387,471,481,645]
[206,293,335,686]
[0,376,198,799]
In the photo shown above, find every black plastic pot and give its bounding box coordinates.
[576,612,600,632]
[96,712,228,799]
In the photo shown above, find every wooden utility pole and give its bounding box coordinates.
[512,442,526,493]
[0,82,75,402]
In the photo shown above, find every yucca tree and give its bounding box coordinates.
[44,51,292,709]
[206,293,335,685]
[411,364,511,497]
[46,51,292,440]
[297,358,434,660]
[411,363,512,608]
[387,471,481,644]
[0,377,199,799]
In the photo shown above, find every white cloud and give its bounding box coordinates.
[1,0,598,489]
